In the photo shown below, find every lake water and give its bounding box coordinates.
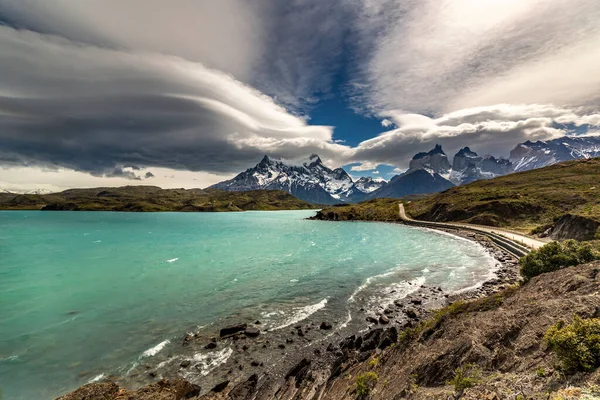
[0,210,497,399]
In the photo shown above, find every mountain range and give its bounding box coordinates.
[211,135,600,204]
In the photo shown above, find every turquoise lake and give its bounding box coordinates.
[0,210,498,399]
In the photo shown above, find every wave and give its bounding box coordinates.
[370,276,426,311]
[87,373,105,383]
[180,347,233,378]
[348,267,403,303]
[142,339,170,357]
[270,298,328,331]
[166,258,178,263]
[339,309,352,330]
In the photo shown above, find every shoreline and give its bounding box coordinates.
[68,222,522,399]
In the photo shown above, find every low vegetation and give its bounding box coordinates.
[519,240,597,281]
[311,198,404,222]
[446,365,481,393]
[354,372,379,398]
[0,186,315,212]
[545,316,600,372]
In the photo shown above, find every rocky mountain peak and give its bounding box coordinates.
[409,144,451,176]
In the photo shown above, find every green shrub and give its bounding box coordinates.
[354,372,378,398]
[368,357,379,368]
[519,240,596,280]
[544,316,600,372]
[446,366,481,393]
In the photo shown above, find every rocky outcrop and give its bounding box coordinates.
[549,214,600,241]
[56,379,200,400]
[450,147,513,185]
[41,202,79,211]
[408,144,452,176]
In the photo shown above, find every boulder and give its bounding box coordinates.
[378,327,398,349]
[379,315,390,324]
[220,324,248,337]
[320,321,333,330]
[244,327,260,338]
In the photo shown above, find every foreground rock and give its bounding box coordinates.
[56,379,200,400]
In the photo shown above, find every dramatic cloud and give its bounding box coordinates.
[0,26,347,176]
[2,0,600,191]
[357,0,600,114]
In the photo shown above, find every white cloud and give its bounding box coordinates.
[357,0,600,114]
[381,119,393,128]
[349,161,380,171]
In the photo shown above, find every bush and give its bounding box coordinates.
[446,366,481,393]
[354,372,378,398]
[544,315,600,372]
[519,240,596,280]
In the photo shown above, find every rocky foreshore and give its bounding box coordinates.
[57,226,524,400]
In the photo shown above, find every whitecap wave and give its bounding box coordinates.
[142,339,170,357]
[339,309,352,330]
[368,276,426,311]
[166,258,178,263]
[88,373,105,383]
[181,347,233,378]
[348,268,401,303]
[270,298,328,331]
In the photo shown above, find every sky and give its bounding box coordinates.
[1,0,600,192]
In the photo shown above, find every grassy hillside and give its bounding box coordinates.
[313,158,600,242]
[405,158,600,233]
[0,186,315,212]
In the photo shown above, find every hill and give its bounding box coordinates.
[313,158,600,242]
[406,158,600,239]
[0,186,315,212]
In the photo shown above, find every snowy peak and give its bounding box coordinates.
[211,154,364,204]
[354,177,387,194]
[409,144,452,177]
[509,136,600,172]
[450,148,513,185]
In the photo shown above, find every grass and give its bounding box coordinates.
[354,372,379,398]
[447,366,481,393]
[0,187,315,212]
[396,286,519,349]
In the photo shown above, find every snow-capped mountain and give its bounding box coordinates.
[408,144,452,179]
[354,177,387,194]
[509,136,600,171]
[450,147,514,185]
[368,144,455,199]
[210,154,377,204]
